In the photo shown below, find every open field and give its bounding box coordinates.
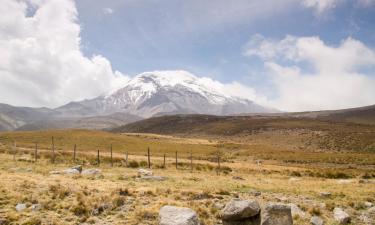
[0,127,374,224]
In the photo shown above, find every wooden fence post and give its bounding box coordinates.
[175,151,178,169]
[125,152,128,167]
[110,144,113,167]
[73,144,76,162]
[13,141,16,161]
[217,151,221,175]
[163,154,166,168]
[190,150,193,172]
[34,143,38,163]
[51,136,55,164]
[97,149,100,166]
[147,147,151,169]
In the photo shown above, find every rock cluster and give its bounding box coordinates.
[158,199,293,225]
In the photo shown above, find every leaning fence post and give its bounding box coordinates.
[34,143,38,162]
[110,144,113,167]
[97,149,100,166]
[73,144,76,162]
[163,154,166,168]
[147,147,151,168]
[51,136,55,164]
[175,151,178,169]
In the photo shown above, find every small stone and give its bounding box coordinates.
[232,176,245,180]
[261,203,293,225]
[15,203,27,212]
[159,205,200,225]
[364,202,373,208]
[319,192,331,198]
[221,199,260,221]
[368,206,375,213]
[30,204,41,211]
[310,216,324,225]
[333,208,350,224]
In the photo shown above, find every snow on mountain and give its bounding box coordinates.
[56,70,275,118]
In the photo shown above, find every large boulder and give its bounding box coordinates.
[221,199,261,225]
[222,199,261,220]
[333,208,350,224]
[261,203,293,225]
[159,205,200,225]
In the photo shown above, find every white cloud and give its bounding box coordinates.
[0,0,129,108]
[245,34,375,111]
[301,0,338,13]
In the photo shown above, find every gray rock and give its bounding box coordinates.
[368,206,375,214]
[81,168,102,175]
[221,199,260,221]
[138,168,153,176]
[333,208,350,224]
[261,203,293,225]
[71,165,82,173]
[159,205,200,225]
[15,203,27,212]
[289,203,305,218]
[364,202,373,208]
[63,168,80,174]
[310,216,324,225]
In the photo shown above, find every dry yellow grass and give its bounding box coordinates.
[0,129,374,224]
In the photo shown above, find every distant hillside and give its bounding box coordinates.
[16,113,142,131]
[111,112,375,152]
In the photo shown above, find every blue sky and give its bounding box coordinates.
[76,0,375,80]
[1,0,375,110]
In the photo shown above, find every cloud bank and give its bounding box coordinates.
[245,34,375,111]
[0,0,129,108]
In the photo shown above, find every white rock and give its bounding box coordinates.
[333,208,350,224]
[364,202,373,208]
[138,168,153,176]
[159,205,200,225]
[15,203,27,212]
[337,179,353,184]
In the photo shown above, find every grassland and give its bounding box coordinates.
[0,125,374,224]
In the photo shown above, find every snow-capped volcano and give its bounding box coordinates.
[55,71,274,118]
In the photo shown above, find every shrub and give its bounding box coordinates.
[128,160,139,168]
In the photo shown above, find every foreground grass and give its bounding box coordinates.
[0,152,374,225]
